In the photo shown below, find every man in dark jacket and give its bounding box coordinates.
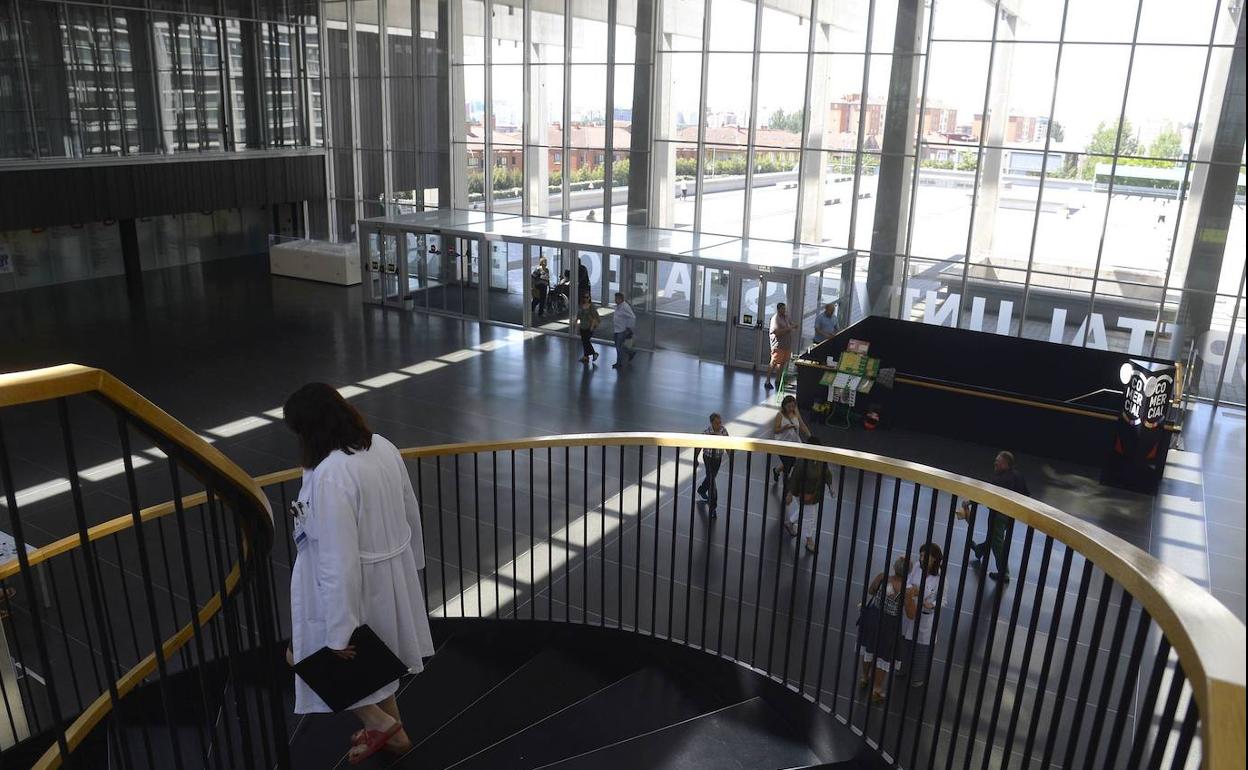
[962,450,1029,583]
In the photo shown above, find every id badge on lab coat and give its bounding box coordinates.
[290,500,310,550]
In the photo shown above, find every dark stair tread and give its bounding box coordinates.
[450,664,727,770]
[395,642,644,770]
[289,629,545,770]
[532,697,821,770]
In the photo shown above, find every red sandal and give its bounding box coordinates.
[348,722,403,765]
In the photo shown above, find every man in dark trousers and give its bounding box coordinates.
[961,450,1029,583]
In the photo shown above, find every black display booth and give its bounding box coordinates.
[796,317,1179,493]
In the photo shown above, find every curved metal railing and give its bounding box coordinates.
[2,368,1242,769]
[251,434,1244,770]
[0,366,287,769]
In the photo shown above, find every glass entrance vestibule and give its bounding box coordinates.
[359,210,853,370]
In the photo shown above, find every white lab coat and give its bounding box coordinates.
[290,434,435,714]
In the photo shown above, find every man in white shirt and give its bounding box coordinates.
[612,292,638,370]
[901,542,945,688]
[765,302,796,391]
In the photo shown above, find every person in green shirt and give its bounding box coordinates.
[576,297,600,363]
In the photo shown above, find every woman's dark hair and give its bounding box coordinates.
[780,395,797,413]
[283,383,373,468]
[919,542,944,576]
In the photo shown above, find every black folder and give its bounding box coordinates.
[293,625,409,712]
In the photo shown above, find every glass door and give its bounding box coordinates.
[486,240,525,325]
[731,274,789,369]
[532,245,567,331]
[406,232,427,310]
[622,257,656,351]
[380,231,403,307]
[697,266,731,361]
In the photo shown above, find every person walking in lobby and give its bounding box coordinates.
[282,383,435,764]
[576,296,600,364]
[900,542,944,687]
[960,450,1029,583]
[765,302,796,391]
[696,412,729,518]
[813,302,840,344]
[612,291,637,370]
[783,435,836,553]
[771,394,810,485]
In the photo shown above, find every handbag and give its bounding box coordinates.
[855,583,884,631]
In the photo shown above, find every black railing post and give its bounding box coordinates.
[1058,577,1122,770]
[634,445,643,632]
[828,467,866,707]
[795,464,831,693]
[733,451,751,660]
[1099,607,1152,768]
[115,417,187,769]
[1036,559,1098,770]
[752,453,774,669]
[812,465,847,702]
[651,447,662,636]
[492,451,500,617]
[996,535,1055,770]
[512,451,519,621]
[473,452,483,618]
[716,448,736,655]
[845,472,885,729]
[1016,548,1080,770]
[453,455,465,618]
[684,447,699,644]
[583,445,590,625]
[1124,637,1173,770]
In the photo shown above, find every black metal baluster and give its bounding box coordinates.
[733,451,752,660]
[1123,637,1173,770]
[1099,608,1153,770]
[196,501,238,770]
[752,454,774,669]
[42,552,86,716]
[651,446,662,636]
[1143,660,1187,770]
[583,445,589,625]
[250,533,293,770]
[1059,579,1125,770]
[492,451,499,617]
[767,458,800,678]
[529,449,536,621]
[431,458,446,618]
[41,403,140,769]
[151,498,192,670]
[995,535,1055,770]
[829,467,866,707]
[794,463,831,693]
[966,526,1036,770]
[168,458,225,770]
[618,444,625,631]
[601,445,607,627]
[116,418,186,769]
[279,481,295,575]
[564,445,571,623]
[699,450,714,652]
[845,473,885,729]
[715,449,737,655]
[511,450,518,621]
[863,477,903,740]
[205,491,253,770]
[781,477,808,686]
[684,447,698,644]
[907,493,962,770]
[547,447,553,622]
[1016,549,1082,770]
[666,448,681,641]
[473,452,482,618]
[453,455,464,618]
[1166,695,1200,770]
[893,484,942,759]
[66,546,106,694]
[1036,560,1099,770]
[878,477,923,747]
[228,521,274,770]
[812,465,848,704]
[923,495,992,770]
[634,445,643,632]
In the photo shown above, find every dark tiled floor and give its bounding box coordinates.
[0,256,1242,767]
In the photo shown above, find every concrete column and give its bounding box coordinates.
[449,0,470,208]
[626,0,655,226]
[648,33,674,228]
[865,0,925,318]
[798,22,832,243]
[1165,11,1246,384]
[525,44,552,216]
[969,11,1017,260]
[119,218,146,319]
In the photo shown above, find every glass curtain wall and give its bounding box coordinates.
[450,0,641,222]
[325,0,450,242]
[0,0,320,159]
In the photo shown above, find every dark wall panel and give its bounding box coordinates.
[0,152,327,230]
